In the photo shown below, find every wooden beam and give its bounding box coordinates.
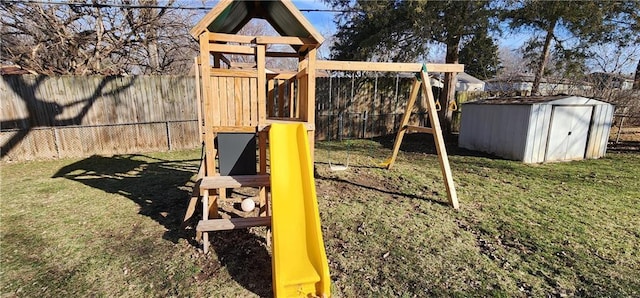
[210,69,258,78]
[199,175,270,190]
[267,72,297,80]
[197,217,271,232]
[316,60,464,73]
[258,120,314,131]
[255,36,317,46]
[211,126,256,133]
[419,71,459,209]
[207,32,255,44]
[266,51,302,58]
[210,44,255,55]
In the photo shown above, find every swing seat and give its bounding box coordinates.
[328,153,350,171]
[329,164,348,171]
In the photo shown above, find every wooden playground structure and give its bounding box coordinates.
[182,0,463,255]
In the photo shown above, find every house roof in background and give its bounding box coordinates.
[190,0,324,46]
[457,72,485,84]
[588,72,634,82]
[464,95,611,105]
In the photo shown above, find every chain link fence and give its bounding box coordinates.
[1,120,199,162]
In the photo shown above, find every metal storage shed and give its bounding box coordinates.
[459,95,614,163]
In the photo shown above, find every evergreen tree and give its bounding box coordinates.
[325,0,498,134]
[459,30,501,80]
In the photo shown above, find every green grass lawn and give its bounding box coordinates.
[1,138,639,297]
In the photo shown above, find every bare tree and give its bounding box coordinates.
[221,19,299,71]
[588,44,639,75]
[0,1,197,75]
[497,47,528,77]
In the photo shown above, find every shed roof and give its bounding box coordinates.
[190,0,324,46]
[464,95,612,105]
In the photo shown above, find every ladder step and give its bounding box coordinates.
[199,175,270,191]
[196,217,271,231]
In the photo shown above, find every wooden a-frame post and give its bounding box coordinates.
[383,65,460,209]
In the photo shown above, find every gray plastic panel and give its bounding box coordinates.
[217,133,257,176]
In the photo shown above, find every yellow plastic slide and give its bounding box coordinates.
[269,123,331,298]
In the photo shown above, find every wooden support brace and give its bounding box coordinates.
[406,125,433,134]
[383,78,422,169]
[419,70,460,209]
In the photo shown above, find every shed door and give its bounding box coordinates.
[545,106,593,162]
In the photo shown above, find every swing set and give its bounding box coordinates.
[318,62,462,209]
[324,68,460,198]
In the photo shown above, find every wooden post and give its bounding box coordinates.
[202,189,210,253]
[289,79,296,117]
[419,70,459,209]
[278,80,286,117]
[383,78,421,169]
[256,45,267,125]
[199,33,216,175]
[258,130,267,216]
[213,53,221,68]
[194,57,203,144]
[306,48,317,162]
[267,79,275,117]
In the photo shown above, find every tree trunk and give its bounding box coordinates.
[148,37,161,73]
[532,21,556,96]
[439,36,460,136]
[634,59,640,90]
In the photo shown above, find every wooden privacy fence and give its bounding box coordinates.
[1,75,200,161]
[2,74,472,161]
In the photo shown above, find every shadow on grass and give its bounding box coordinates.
[52,154,199,243]
[208,230,273,297]
[370,132,503,159]
[316,171,449,208]
[608,140,640,153]
[52,154,272,296]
